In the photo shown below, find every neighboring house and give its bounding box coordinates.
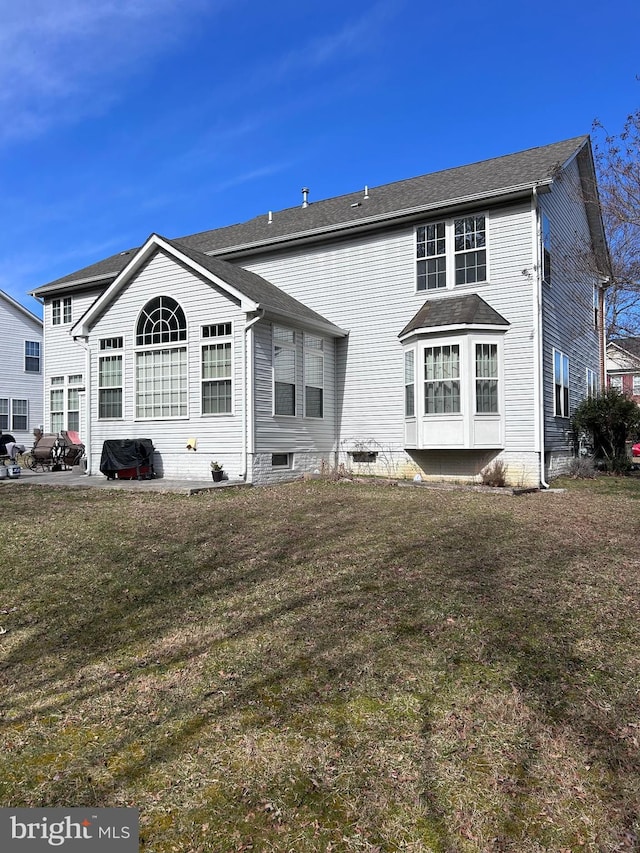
[607,337,640,403]
[31,136,609,486]
[0,290,43,447]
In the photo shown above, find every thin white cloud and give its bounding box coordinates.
[0,0,214,143]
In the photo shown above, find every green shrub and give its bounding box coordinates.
[572,388,640,474]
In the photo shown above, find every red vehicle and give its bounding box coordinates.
[633,443,640,458]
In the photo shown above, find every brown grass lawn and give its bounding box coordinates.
[0,478,639,852]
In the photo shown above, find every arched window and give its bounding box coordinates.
[135,296,188,419]
[136,296,186,346]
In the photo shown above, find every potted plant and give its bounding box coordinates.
[210,461,224,482]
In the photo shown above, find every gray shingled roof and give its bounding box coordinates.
[161,236,344,332]
[398,294,510,338]
[34,136,589,294]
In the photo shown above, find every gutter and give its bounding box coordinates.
[241,310,264,480]
[73,335,92,475]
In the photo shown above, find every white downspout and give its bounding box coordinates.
[532,188,550,489]
[73,335,92,474]
[241,310,264,480]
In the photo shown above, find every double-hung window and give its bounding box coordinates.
[25,341,41,373]
[135,297,187,419]
[424,345,460,414]
[404,350,415,417]
[553,349,570,417]
[0,398,28,432]
[50,378,65,432]
[274,327,296,416]
[417,215,487,291]
[304,334,323,418]
[586,368,598,398]
[202,323,232,415]
[475,344,498,413]
[99,342,123,419]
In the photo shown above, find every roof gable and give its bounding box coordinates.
[73,234,346,338]
[0,289,43,329]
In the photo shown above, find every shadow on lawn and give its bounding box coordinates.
[1,484,639,848]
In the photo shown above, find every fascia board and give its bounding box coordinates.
[262,307,349,338]
[398,322,510,343]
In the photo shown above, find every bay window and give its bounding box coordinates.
[424,345,461,413]
[475,344,498,413]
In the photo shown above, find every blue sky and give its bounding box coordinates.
[1,0,638,316]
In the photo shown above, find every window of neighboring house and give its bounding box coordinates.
[633,375,640,396]
[135,297,187,418]
[52,297,72,325]
[587,368,598,397]
[475,343,499,413]
[417,215,487,290]
[50,388,64,433]
[0,398,8,430]
[553,349,570,417]
[541,213,551,286]
[274,326,296,416]
[304,334,323,418]
[609,375,623,390]
[424,345,461,414]
[11,399,28,431]
[99,355,123,419]
[201,323,232,415]
[25,341,41,373]
[404,349,415,417]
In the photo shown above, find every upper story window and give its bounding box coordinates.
[136,296,186,346]
[25,341,41,373]
[52,297,72,325]
[541,214,552,286]
[417,215,487,291]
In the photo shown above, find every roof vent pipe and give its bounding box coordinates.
[268,210,273,224]
[364,185,369,199]
[301,187,309,208]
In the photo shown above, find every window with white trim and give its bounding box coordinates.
[586,368,598,397]
[202,323,232,415]
[304,334,323,418]
[541,214,551,286]
[553,349,570,417]
[52,297,72,325]
[609,375,622,390]
[25,341,41,373]
[274,327,296,416]
[99,354,123,419]
[11,399,28,431]
[633,375,640,395]
[0,398,7,430]
[404,350,415,417]
[135,297,187,419]
[67,388,80,432]
[50,388,64,433]
[424,345,461,414]
[417,215,487,291]
[475,343,499,413]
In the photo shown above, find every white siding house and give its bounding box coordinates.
[0,290,43,446]
[31,136,610,486]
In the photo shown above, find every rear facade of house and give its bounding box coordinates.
[31,136,609,487]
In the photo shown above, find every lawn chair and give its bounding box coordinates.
[59,430,85,468]
[25,434,61,471]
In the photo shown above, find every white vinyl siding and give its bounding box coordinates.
[0,293,43,443]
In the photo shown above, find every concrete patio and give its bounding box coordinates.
[0,465,250,495]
